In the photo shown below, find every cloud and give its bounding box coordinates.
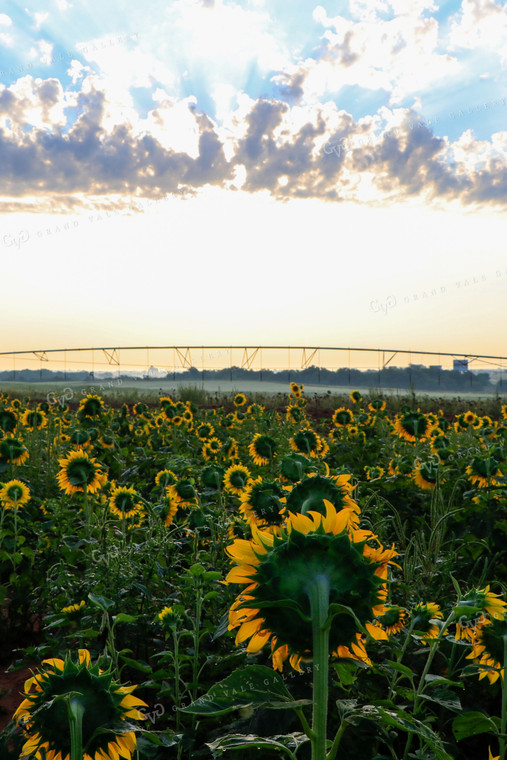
[0,13,12,26]
[449,0,507,63]
[290,4,460,104]
[0,76,505,211]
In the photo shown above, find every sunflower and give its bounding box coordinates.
[374,606,407,636]
[109,486,143,520]
[155,469,178,488]
[234,393,247,407]
[394,412,435,442]
[284,474,356,517]
[247,403,264,416]
[61,600,86,615]
[387,459,399,476]
[0,436,29,465]
[224,464,252,496]
[21,409,48,430]
[202,436,222,460]
[350,390,362,404]
[78,394,104,418]
[412,460,440,490]
[0,409,17,433]
[289,429,321,458]
[99,434,115,449]
[0,479,30,508]
[289,382,301,398]
[286,404,306,424]
[466,613,507,684]
[196,422,215,440]
[13,648,146,760]
[225,500,395,672]
[223,437,239,460]
[70,429,91,448]
[167,479,198,508]
[332,408,353,427]
[157,606,178,629]
[249,434,277,466]
[280,453,313,483]
[201,464,225,491]
[158,495,178,527]
[364,466,385,481]
[466,456,502,488]
[57,450,106,496]
[239,479,286,529]
[368,400,386,412]
[412,602,443,643]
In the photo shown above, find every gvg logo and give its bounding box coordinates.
[370,295,397,316]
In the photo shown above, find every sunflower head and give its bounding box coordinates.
[226,501,395,671]
[224,464,252,496]
[249,433,277,466]
[285,474,356,517]
[289,429,322,458]
[155,469,178,488]
[466,613,507,684]
[201,464,225,491]
[412,602,443,643]
[0,479,30,508]
[350,390,362,404]
[394,412,435,442]
[332,408,353,427]
[56,449,105,496]
[21,409,48,430]
[78,394,105,418]
[280,454,314,483]
[412,460,440,490]
[13,649,146,760]
[0,436,29,465]
[167,479,198,508]
[234,393,247,407]
[109,486,143,520]
[240,479,286,528]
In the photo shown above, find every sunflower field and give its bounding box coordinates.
[0,385,507,760]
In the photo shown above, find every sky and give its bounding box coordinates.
[0,0,506,374]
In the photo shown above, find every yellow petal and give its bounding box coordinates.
[78,649,91,666]
[366,622,389,641]
[235,617,263,644]
[246,629,271,652]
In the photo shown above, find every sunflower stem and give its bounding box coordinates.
[307,573,330,760]
[66,696,84,760]
[499,634,507,760]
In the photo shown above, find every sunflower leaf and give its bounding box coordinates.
[452,711,499,741]
[206,732,309,759]
[181,665,307,716]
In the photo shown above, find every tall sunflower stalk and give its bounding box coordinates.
[226,500,396,760]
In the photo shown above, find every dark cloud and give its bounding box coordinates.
[271,70,307,103]
[0,81,505,209]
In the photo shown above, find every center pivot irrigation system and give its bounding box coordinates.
[0,346,505,391]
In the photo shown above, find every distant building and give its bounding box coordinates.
[453,359,469,372]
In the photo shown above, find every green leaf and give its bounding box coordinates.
[88,593,114,611]
[206,733,308,759]
[419,692,462,712]
[118,656,152,674]
[452,712,498,741]
[181,665,310,717]
[188,563,206,576]
[203,571,222,581]
[360,706,453,759]
[113,613,137,624]
[384,660,414,680]
[333,661,359,685]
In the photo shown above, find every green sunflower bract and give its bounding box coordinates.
[14,648,146,760]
